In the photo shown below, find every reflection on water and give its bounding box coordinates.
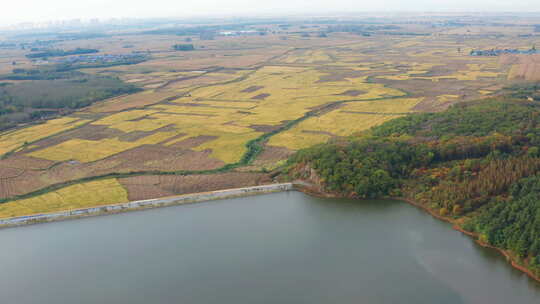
[0,191,538,304]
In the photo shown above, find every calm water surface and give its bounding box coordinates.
[0,191,539,304]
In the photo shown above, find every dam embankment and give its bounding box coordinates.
[0,183,294,228]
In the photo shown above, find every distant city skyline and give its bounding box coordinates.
[2,0,540,27]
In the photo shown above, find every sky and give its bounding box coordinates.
[2,0,540,25]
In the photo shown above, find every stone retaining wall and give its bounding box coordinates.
[0,183,295,228]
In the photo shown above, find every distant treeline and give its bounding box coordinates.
[0,76,140,131]
[11,32,108,40]
[172,44,195,51]
[506,83,540,101]
[324,24,430,36]
[26,48,99,59]
[286,90,540,277]
[3,68,82,80]
[326,24,401,33]
[1,56,147,81]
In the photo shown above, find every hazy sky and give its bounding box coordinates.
[2,0,540,25]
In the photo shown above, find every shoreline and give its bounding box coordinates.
[2,180,538,283]
[393,197,540,283]
[293,183,540,283]
[0,183,294,229]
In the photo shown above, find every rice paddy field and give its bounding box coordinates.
[1,18,540,217]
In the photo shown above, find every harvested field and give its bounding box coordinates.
[0,170,49,200]
[0,117,90,156]
[338,90,367,97]
[0,25,534,217]
[252,93,271,100]
[0,156,54,170]
[88,91,180,113]
[161,70,251,91]
[119,172,271,201]
[165,135,217,149]
[0,167,24,179]
[241,86,264,93]
[29,131,179,163]
[111,145,224,171]
[316,70,369,83]
[506,54,540,81]
[245,145,295,171]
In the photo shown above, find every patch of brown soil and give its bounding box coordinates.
[119,172,271,201]
[337,90,367,97]
[118,131,158,142]
[90,144,223,172]
[241,85,264,93]
[128,115,157,122]
[177,103,208,107]
[341,111,408,115]
[254,146,294,163]
[507,54,540,81]
[0,170,48,199]
[252,93,271,100]
[168,135,218,149]
[163,73,238,90]
[0,155,54,170]
[160,112,216,117]
[0,167,24,179]
[142,150,224,171]
[159,133,188,146]
[89,91,178,113]
[316,69,366,82]
[24,124,122,152]
[374,77,491,111]
[249,124,281,133]
[421,61,469,77]
[499,54,520,65]
[7,143,227,200]
[309,102,345,115]
[72,125,124,141]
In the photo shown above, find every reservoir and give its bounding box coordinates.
[0,191,538,304]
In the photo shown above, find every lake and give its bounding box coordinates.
[0,191,538,304]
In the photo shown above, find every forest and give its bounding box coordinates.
[0,76,140,130]
[286,94,540,278]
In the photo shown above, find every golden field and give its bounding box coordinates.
[0,117,90,156]
[0,20,539,215]
[0,179,128,218]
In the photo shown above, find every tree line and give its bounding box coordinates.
[0,75,140,131]
[26,48,99,59]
